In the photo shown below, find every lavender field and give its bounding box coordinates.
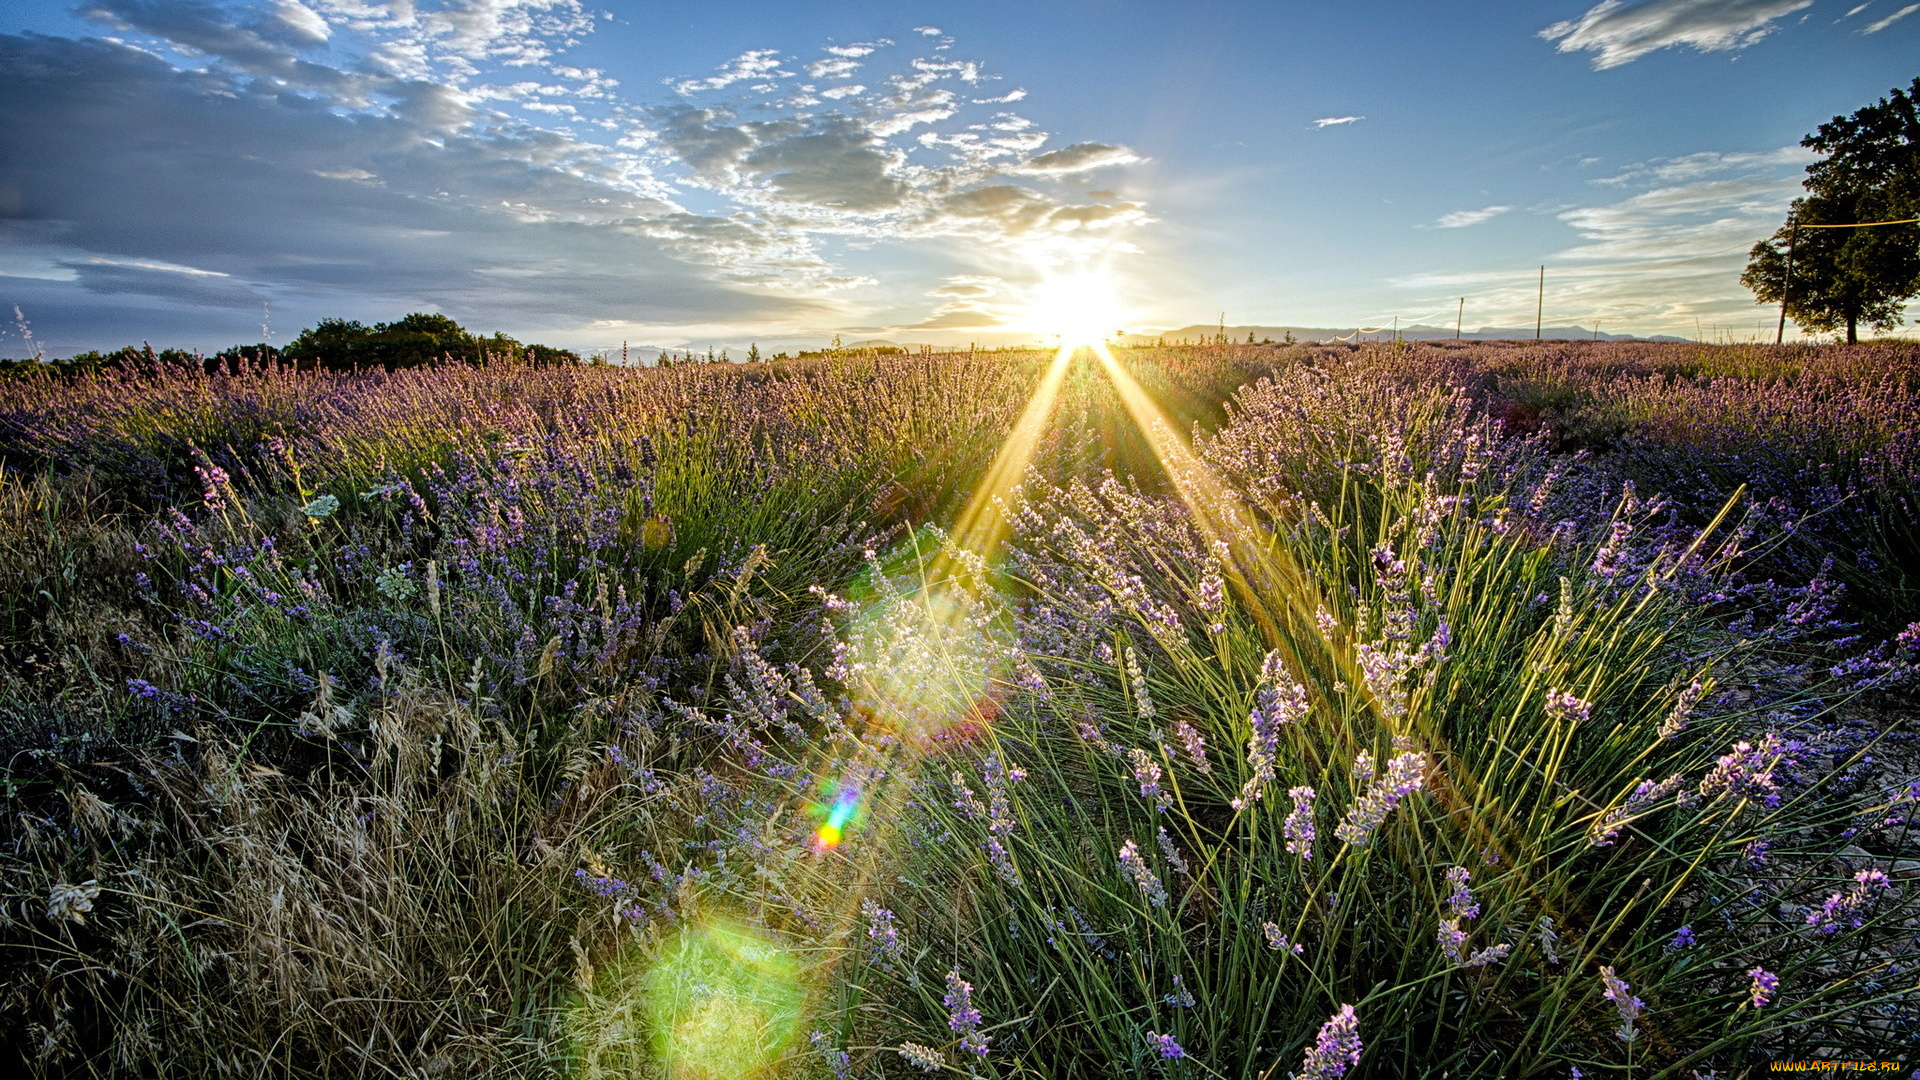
[2,340,1918,1077]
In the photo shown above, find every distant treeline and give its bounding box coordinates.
[1,312,580,378]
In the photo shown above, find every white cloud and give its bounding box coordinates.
[1539,0,1812,69]
[1005,142,1142,174]
[1432,206,1511,228]
[1863,3,1919,31]
[272,0,330,43]
[1313,116,1362,128]
[808,58,861,79]
[80,256,230,278]
[1595,145,1816,184]
[673,49,788,94]
[1841,3,1873,19]
[913,26,943,36]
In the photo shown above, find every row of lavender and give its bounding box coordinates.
[1,343,1916,1076]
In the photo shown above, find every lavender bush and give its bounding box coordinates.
[1,342,1915,1077]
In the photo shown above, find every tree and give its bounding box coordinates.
[1743,78,1920,343]
[281,313,579,370]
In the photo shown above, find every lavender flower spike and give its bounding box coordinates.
[944,969,982,1032]
[1599,965,1643,1044]
[1747,967,1778,1008]
[1148,1032,1185,1059]
[1118,839,1169,907]
[944,969,990,1056]
[1292,1003,1362,1080]
[1334,750,1428,848]
[1806,868,1892,933]
[1283,786,1317,860]
[1444,866,1480,919]
[897,1042,945,1072]
[1544,687,1591,725]
[1232,650,1308,809]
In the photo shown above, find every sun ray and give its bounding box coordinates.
[946,343,1075,558]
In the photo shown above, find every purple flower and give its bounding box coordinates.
[943,973,980,1030]
[1599,966,1643,1044]
[1747,967,1778,1008]
[1536,916,1562,964]
[1232,650,1307,809]
[1149,1032,1185,1059]
[1806,868,1891,933]
[863,898,903,965]
[1588,774,1686,847]
[1656,679,1704,739]
[1437,918,1470,965]
[1126,647,1156,722]
[1667,925,1695,951]
[1334,750,1427,848]
[1262,922,1305,955]
[1118,839,1168,907]
[573,868,630,898]
[1283,786,1317,860]
[1157,826,1191,877]
[1544,687,1591,725]
[1292,1003,1362,1080]
[1699,733,1802,808]
[1160,973,1196,1008]
[1171,718,1211,774]
[1444,866,1480,920]
[1132,747,1172,811]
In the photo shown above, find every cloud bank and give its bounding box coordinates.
[0,0,1147,351]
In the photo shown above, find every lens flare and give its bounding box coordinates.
[839,536,1012,749]
[641,921,805,1080]
[809,782,864,851]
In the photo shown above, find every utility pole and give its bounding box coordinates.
[1456,297,1463,340]
[1535,266,1544,340]
[1775,213,1798,345]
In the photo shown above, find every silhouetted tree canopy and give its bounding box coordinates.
[5,314,580,378]
[281,313,579,370]
[1744,77,1920,343]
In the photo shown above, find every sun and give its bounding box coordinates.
[1025,268,1127,349]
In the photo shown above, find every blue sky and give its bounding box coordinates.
[1,0,1916,356]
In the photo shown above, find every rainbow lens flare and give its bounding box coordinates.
[810,783,863,851]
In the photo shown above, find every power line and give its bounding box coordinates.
[1794,217,1920,229]
[1770,214,1919,343]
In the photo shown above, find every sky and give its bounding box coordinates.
[1,0,1916,357]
